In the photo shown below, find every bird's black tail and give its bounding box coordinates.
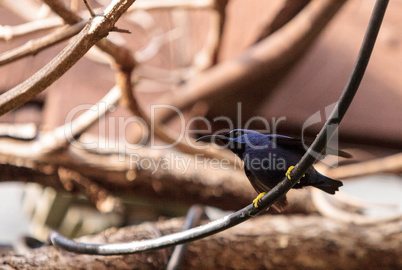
[312,174,343,194]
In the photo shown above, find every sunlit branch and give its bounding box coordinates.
[0,20,87,66]
[0,17,63,41]
[0,0,136,116]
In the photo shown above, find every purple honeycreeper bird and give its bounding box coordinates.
[197,129,351,211]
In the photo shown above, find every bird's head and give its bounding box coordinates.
[196,129,258,156]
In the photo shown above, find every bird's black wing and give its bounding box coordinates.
[269,135,352,158]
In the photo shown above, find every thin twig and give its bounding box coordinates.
[0,123,37,140]
[43,0,136,75]
[185,0,227,73]
[0,17,64,41]
[58,167,120,213]
[134,29,182,63]
[0,86,120,158]
[254,0,310,43]
[209,0,227,65]
[0,20,87,66]
[111,26,131,34]
[82,0,96,17]
[49,0,389,255]
[43,0,82,24]
[51,85,121,149]
[324,152,402,179]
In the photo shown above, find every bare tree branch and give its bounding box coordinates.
[324,152,402,179]
[192,0,228,70]
[0,17,63,41]
[0,0,136,116]
[42,0,82,24]
[254,0,310,43]
[82,0,96,18]
[0,140,253,210]
[152,0,348,123]
[2,215,401,269]
[0,85,120,158]
[57,167,120,213]
[0,20,87,66]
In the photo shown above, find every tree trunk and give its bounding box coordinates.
[1,215,400,269]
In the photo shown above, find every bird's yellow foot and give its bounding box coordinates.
[285,166,295,180]
[286,165,305,180]
[253,192,267,208]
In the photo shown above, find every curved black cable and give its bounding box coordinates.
[50,0,389,255]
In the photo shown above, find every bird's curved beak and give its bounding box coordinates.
[196,134,228,143]
[196,134,244,155]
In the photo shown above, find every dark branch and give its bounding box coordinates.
[83,0,96,18]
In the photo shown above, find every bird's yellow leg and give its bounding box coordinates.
[253,192,267,208]
[286,165,305,180]
[285,166,295,180]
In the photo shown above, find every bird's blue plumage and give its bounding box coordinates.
[197,129,347,210]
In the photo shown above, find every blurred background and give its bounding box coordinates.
[0,0,401,268]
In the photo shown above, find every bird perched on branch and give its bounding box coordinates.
[196,129,351,211]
